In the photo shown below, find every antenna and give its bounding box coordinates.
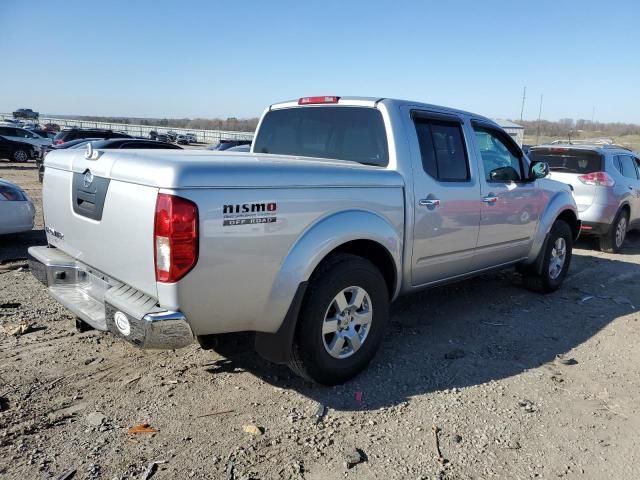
[520,86,526,122]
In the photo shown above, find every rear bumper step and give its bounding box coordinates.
[28,246,193,349]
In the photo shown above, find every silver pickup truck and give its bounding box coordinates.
[29,96,579,385]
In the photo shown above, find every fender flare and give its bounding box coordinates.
[525,189,579,268]
[255,209,402,363]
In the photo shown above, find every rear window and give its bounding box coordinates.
[529,148,603,174]
[253,106,389,166]
[53,131,67,142]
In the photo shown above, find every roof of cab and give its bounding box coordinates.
[269,96,498,127]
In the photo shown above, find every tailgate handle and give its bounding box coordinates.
[77,191,96,203]
[71,172,110,221]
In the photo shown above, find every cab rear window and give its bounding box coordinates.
[253,107,389,166]
[529,148,603,174]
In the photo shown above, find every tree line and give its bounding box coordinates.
[516,118,640,137]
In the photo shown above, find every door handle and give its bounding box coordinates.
[419,198,441,207]
[482,194,498,204]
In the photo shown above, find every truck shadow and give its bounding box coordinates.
[204,233,640,412]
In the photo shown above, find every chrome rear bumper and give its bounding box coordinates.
[28,246,193,349]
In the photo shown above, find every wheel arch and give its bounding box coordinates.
[619,202,631,218]
[255,209,402,364]
[270,209,402,307]
[314,239,398,300]
[556,209,580,241]
[525,190,580,265]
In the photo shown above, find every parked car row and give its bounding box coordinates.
[149,130,198,144]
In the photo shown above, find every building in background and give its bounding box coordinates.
[494,119,524,147]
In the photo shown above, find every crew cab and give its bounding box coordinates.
[29,96,579,385]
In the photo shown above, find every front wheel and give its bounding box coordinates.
[288,254,389,385]
[523,220,573,293]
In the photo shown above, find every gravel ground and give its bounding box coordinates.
[1,161,639,479]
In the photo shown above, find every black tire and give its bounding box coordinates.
[599,209,629,254]
[12,149,29,163]
[288,253,389,385]
[523,220,573,294]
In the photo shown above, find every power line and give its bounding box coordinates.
[536,94,544,144]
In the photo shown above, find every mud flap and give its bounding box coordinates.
[254,282,308,364]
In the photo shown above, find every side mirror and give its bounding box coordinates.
[529,161,549,180]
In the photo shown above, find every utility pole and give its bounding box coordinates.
[520,86,527,122]
[535,94,544,144]
[591,106,595,128]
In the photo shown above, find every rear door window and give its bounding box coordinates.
[528,148,603,174]
[619,155,639,179]
[253,106,389,166]
[413,118,470,181]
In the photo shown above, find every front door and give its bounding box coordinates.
[408,110,481,286]
[471,122,544,269]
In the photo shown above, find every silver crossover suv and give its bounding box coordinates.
[530,143,640,252]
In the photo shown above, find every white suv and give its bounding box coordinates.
[530,143,640,252]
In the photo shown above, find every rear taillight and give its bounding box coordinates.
[54,139,64,145]
[154,193,198,283]
[578,171,615,187]
[298,96,340,105]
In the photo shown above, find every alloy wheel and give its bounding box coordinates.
[322,286,373,359]
[548,237,567,280]
[615,216,627,249]
[14,150,28,162]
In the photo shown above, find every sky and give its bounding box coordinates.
[1,0,639,123]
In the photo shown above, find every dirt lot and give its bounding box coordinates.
[1,161,639,480]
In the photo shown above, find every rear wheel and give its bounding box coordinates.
[599,209,628,253]
[523,220,573,293]
[12,149,29,162]
[288,254,389,385]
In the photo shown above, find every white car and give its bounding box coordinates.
[0,179,35,235]
[186,133,197,143]
[0,125,52,147]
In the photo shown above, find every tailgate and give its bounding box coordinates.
[43,150,159,298]
[547,171,596,212]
